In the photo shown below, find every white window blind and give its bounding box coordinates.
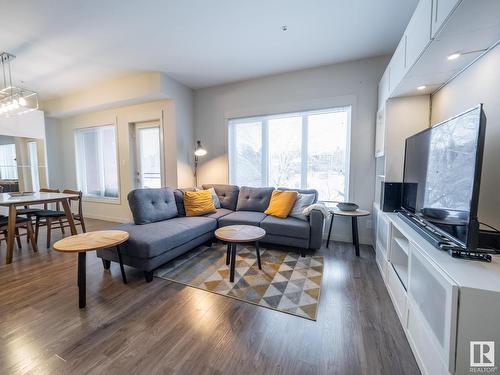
[74,125,119,199]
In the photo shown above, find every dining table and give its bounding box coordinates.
[0,192,79,264]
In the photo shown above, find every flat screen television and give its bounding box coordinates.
[401,104,486,252]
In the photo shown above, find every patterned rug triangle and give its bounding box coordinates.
[155,244,324,320]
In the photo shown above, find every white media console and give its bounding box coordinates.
[372,203,500,375]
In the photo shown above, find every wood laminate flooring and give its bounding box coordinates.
[0,219,420,375]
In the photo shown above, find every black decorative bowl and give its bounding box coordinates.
[337,202,359,211]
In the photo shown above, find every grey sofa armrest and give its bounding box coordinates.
[308,209,325,250]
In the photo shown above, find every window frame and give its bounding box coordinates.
[74,123,121,204]
[227,106,351,202]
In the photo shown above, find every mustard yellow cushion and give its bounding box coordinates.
[184,190,216,217]
[264,190,298,218]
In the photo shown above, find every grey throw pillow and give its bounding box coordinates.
[289,193,316,221]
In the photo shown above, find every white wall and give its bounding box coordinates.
[44,117,61,188]
[194,56,389,244]
[431,44,500,232]
[46,100,179,223]
[0,110,46,139]
[160,74,195,188]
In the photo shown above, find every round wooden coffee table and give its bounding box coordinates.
[53,230,129,308]
[215,225,266,282]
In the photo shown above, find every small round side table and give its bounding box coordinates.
[325,205,370,256]
[53,230,129,308]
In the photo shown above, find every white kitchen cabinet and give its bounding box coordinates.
[388,37,406,93]
[405,0,433,72]
[431,0,461,37]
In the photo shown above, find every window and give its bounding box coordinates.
[75,125,119,199]
[28,141,40,192]
[134,123,162,188]
[228,107,350,201]
[0,143,18,179]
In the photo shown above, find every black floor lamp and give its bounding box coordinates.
[194,140,207,187]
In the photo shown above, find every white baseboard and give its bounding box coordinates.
[83,213,130,224]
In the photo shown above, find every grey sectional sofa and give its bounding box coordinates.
[97,184,324,282]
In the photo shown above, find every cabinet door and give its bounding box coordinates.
[377,68,390,110]
[407,242,458,372]
[376,212,390,257]
[375,108,385,157]
[431,0,461,37]
[405,0,432,72]
[388,37,406,94]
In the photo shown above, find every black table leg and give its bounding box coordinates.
[229,243,236,282]
[226,242,231,265]
[255,241,262,270]
[116,245,128,284]
[326,213,334,248]
[352,217,360,257]
[78,252,86,308]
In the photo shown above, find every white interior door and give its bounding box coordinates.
[135,123,162,188]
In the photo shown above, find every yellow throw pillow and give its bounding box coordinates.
[184,190,216,217]
[264,190,298,218]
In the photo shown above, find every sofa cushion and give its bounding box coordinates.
[183,190,216,216]
[202,184,239,210]
[289,193,317,221]
[277,187,319,204]
[203,208,233,220]
[218,211,267,227]
[173,188,195,216]
[264,190,298,218]
[236,186,274,212]
[206,187,221,208]
[260,215,310,239]
[128,188,178,225]
[114,216,216,259]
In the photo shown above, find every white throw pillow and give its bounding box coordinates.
[289,193,316,221]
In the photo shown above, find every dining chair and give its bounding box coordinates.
[0,215,38,252]
[60,189,86,233]
[33,188,66,248]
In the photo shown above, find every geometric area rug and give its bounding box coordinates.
[155,244,324,320]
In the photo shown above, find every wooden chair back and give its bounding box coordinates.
[62,189,84,218]
[40,188,61,210]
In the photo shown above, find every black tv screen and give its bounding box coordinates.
[402,105,486,250]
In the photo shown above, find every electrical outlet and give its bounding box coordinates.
[366,219,372,229]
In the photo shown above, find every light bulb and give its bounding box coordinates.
[448,52,461,60]
[19,97,27,106]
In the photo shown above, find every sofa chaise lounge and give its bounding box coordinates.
[97,184,324,282]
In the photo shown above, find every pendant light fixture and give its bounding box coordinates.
[0,52,38,117]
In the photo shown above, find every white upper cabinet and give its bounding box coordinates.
[375,109,385,157]
[405,0,433,72]
[378,0,499,102]
[378,67,390,111]
[388,37,406,93]
[431,0,461,37]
